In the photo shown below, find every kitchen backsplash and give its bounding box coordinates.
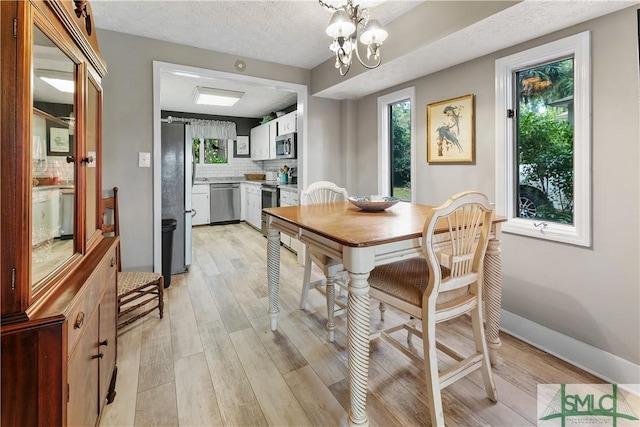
[33,155,74,184]
[195,155,297,180]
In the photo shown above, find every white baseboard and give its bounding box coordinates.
[500,309,640,394]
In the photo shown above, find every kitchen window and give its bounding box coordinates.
[378,87,416,201]
[495,32,591,246]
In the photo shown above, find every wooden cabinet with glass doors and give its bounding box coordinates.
[0,1,117,425]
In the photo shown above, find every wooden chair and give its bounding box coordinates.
[299,181,349,342]
[101,187,164,329]
[367,191,498,426]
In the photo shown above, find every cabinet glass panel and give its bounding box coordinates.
[86,79,100,241]
[31,25,76,288]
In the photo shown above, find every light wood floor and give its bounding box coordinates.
[100,222,605,427]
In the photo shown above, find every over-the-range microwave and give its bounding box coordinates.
[275,132,296,159]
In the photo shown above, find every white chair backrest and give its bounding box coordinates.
[301,181,348,205]
[422,191,494,297]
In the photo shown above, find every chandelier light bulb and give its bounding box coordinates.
[359,19,388,45]
[325,9,356,39]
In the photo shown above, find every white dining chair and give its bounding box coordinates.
[367,191,498,426]
[299,181,349,342]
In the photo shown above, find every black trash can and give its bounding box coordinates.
[161,218,177,288]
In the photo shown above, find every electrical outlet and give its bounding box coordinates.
[138,152,151,168]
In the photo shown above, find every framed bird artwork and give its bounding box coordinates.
[427,94,475,163]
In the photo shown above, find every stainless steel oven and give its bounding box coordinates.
[261,183,279,235]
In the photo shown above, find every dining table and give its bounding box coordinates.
[263,200,506,426]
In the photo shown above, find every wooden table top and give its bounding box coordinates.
[263,201,506,248]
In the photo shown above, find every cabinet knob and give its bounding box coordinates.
[110,257,116,267]
[100,339,109,346]
[92,352,104,360]
[66,156,75,164]
[74,311,85,329]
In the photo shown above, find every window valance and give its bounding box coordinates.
[189,118,237,140]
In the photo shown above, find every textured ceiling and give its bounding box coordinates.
[91,0,638,117]
[91,0,422,69]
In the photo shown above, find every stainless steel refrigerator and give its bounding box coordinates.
[161,121,193,275]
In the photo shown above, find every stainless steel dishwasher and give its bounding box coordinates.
[209,183,241,224]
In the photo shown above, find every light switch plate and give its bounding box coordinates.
[138,152,151,168]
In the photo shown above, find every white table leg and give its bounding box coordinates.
[267,227,281,331]
[346,270,371,427]
[484,237,503,365]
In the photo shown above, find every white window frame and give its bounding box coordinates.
[495,31,591,247]
[378,87,416,201]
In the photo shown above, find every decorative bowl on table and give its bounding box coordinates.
[348,196,400,212]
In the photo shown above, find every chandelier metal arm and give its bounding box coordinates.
[353,37,382,69]
[318,0,339,12]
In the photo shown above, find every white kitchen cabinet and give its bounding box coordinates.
[277,111,297,135]
[192,184,210,226]
[245,184,262,230]
[267,120,277,159]
[32,188,60,245]
[279,190,292,248]
[279,187,301,253]
[289,191,302,254]
[240,183,247,221]
[250,123,269,160]
[250,120,278,160]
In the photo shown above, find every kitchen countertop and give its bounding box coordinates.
[194,176,245,184]
[32,184,75,191]
[194,177,298,191]
[278,184,299,191]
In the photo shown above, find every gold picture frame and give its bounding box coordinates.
[426,94,475,163]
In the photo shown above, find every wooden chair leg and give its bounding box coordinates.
[158,278,164,319]
[299,247,313,309]
[407,315,414,344]
[379,302,387,321]
[423,320,445,427]
[471,305,497,402]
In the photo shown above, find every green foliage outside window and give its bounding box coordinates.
[516,58,574,224]
[203,138,227,164]
[518,109,573,223]
[192,138,200,163]
[391,100,411,201]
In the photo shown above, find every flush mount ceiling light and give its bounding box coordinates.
[192,87,244,106]
[320,0,388,76]
[37,69,74,93]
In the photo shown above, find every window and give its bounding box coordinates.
[378,87,416,201]
[192,138,200,163]
[390,100,412,200]
[203,138,228,164]
[192,138,229,164]
[495,32,591,246]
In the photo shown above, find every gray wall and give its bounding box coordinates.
[98,30,312,271]
[306,96,344,188]
[352,7,640,365]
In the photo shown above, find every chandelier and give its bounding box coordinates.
[320,0,389,76]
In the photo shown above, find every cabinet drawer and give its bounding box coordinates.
[67,245,117,357]
[192,184,209,194]
[37,189,52,202]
